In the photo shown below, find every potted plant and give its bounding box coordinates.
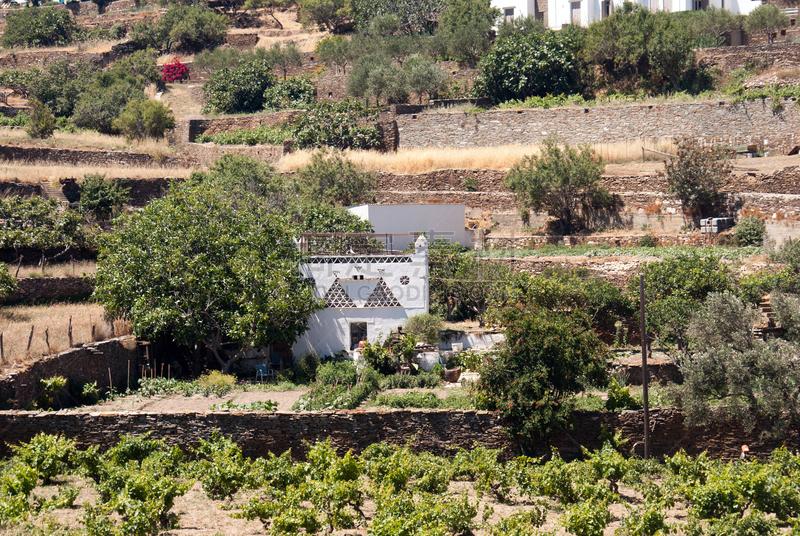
[444,353,462,383]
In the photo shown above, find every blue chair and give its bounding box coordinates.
[270,352,283,371]
[255,363,273,383]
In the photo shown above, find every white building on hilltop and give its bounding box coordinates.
[292,234,430,358]
[493,0,761,30]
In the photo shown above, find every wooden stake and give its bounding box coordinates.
[127,360,130,392]
[14,256,22,278]
[160,362,164,378]
[44,327,51,355]
[167,364,170,380]
[91,325,95,342]
[71,255,75,276]
[0,333,4,363]
[108,367,112,391]
[26,325,34,352]
[68,316,73,347]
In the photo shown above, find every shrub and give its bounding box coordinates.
[202,59,277,114]
[605,377,642,411]
[403,313,444,345]
[130,5,228,53]
[160,56,189,83]
[195,370,236,396]
[316,361,358,386]
[79,174,130,221]
[733,216,766,247]
[290,100,381,150]
[665,137,732,222]
[107,49,162,87]
[475,307,608,439]
[72,76,143,134]
[293,148,377,207]
[638,234,657,247]
[2,8,80,48]
[25,98,55,139]
[293,353,320,383]
[112,99,176,140]
[0,196,85,251]
[262,76,316,110]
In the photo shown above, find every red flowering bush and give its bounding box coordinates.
[161,56,188,83]
[475,306,609,440]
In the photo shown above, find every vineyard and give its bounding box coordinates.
[1,432,800,536]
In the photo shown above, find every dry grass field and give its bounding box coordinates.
[8,261,97,278]
[0,303,130,370]
[277,139,678,174]
[0,162,193,184]
[0,127,176,155]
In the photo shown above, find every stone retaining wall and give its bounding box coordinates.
[179,142,289,165]
[696,43,800,76]
[395,99,800,155]
[0,145,187,168]
[0,405,795,461]
[0,337,138,410]
[1,276,93,305]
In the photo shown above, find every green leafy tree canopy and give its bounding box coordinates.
[94,172,321,373]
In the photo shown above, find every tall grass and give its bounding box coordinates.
[276,139,677,174]
[9,261,97,278]
[0,303,131,369]
[0,128,176,156]
[0,163,194,184]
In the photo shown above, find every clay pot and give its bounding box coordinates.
[444,367,462,383]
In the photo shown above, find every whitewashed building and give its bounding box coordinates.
[292,235,430,358]
[348,204,472,251]
[493,0,762,30]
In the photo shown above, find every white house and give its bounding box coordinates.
[292,234,430,358]
[493,0,761,30]
[348,204,472,251]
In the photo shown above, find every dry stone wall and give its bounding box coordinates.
[0,406,795,461]
[0,145,187,168]
[395,99,800,155]
[696,43,800,75]
[0,337,138,410]
[1,276,93,305]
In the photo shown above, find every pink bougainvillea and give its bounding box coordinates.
[160,57,188,83]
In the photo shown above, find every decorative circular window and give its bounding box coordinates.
[400,275,410,285]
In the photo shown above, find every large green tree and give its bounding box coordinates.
[2,8,80,48]
[94,172,321,373]
[472,29,583,103]
[584,2,695,91]
[505,136,610,235]
[435,0,499,67]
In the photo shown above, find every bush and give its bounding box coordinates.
[733,216,766,247]
[160,56,189,83]
[472,30,583,104]
[262,76,316,111]
[25,98,55,139]
[2,8,80,48]
[290,100,381,150]
[293,353,320,383]
[475,307,608,439]
[403,313,444,345]
[112,99,176,141]
[72,76,143,134]
[202,59,277,114]
[107,49,162,87]
[130,5,228,53]
[294,148,376,207]
[0,196,85,251]
[604,377,642,411]
[316,361,358,386]
[665,137,732,222]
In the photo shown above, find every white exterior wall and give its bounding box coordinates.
[544,0,758,29]
[348,204,471,251]
[292,238,429,358]
[492,0,539,19]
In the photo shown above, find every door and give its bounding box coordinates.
[350,322,367,350]
[571,1,581,25]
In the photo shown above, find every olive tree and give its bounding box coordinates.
[745,4,790,44]
[505,135,610,235]
[94,172,321,374]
